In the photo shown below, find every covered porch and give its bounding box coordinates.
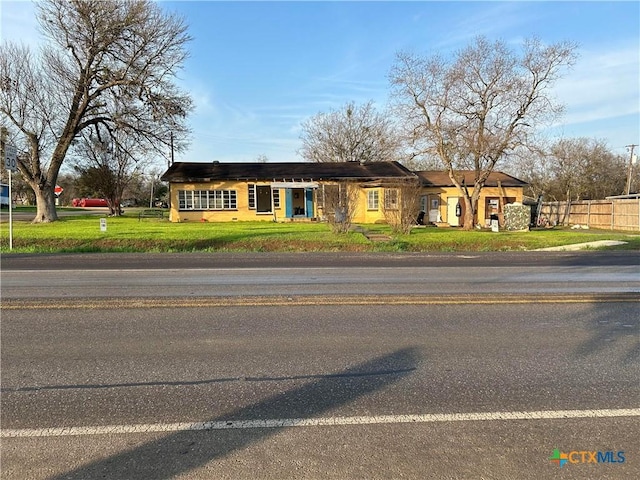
[271,181,319,220]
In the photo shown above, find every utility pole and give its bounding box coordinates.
[624,144,638,195]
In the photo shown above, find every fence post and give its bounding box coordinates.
[611,200,615,230]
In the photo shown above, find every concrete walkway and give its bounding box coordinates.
[351,225,392,242]
[535,240,628,251]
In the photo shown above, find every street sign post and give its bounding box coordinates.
[54,185,64,206]
[4,144,17,250]
[4,144,17,172]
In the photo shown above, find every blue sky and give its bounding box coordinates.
[2,1,639,167]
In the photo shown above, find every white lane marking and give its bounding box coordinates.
[3,408,639,438]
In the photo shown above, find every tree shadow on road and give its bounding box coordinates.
[573,301,639,364]
[47,347,421,480]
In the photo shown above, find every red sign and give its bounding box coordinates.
[54,185,63,195]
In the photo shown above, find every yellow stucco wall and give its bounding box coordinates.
[421,186,524,226]
[168,182,391,224]
[168,181,523,225]
[168,181,285,222]
[354,188,384,223]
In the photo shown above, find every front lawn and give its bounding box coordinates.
[1,210,638,253]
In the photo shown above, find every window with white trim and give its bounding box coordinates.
[248,184,280,210]
[384,188,399,210]
[248,185,256,209]
[178,190,237,210]
[367,190,379,210]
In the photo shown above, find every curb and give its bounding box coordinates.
[535,240,628,251]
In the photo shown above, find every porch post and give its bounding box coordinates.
[285,189,293,218]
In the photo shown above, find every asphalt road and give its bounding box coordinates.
[2,250,639,270]
[1,252,639,479]
[2,252,639,300]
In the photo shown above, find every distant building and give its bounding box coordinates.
[1,183,9,207]
[414,171,528,227]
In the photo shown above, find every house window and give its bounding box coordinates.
[384,189,399,210]
[248,184,256,209]
[320,185,338,211]
[320,183,350,214]
[484,197,516,219]
[367,190,379,210]
[180,190,194,210]
[178,190,237,210]
[248,185,280,211]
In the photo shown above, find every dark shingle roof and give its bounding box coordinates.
[160,162,528,188]
[161,161,416,183]
[415,171,528,187]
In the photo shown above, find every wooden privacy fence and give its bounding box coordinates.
[539,197,640,231]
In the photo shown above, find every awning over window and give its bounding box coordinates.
[270,181,319,189]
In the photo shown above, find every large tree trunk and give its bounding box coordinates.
[462,195,475,230]
[32,184,58,223]
[107,196,123,216]
[460,187,483,230]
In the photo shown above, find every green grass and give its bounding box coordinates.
[385,226,640,252]
[1,209,638,253]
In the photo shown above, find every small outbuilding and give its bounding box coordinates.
[414,171,528,227]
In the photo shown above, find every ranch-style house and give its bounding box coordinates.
[160,161,527,226]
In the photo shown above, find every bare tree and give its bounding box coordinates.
[0,0,192,223]
[514,138,631,201]
[319,182,360,233]
[381,179,423,234]
[299,101,401,163]
[548,138,628,201]
[510,142,553,200]
[390,36,577,229]
[399,153,442,172]
[72,127,152,215]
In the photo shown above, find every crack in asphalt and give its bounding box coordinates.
[1,367,417,393]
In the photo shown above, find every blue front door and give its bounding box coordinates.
[285,189,294,218]
[285,188,314,218]
[305,189,314,217]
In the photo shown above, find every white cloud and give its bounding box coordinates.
[432,3,537,51]
[553,41,639,126]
